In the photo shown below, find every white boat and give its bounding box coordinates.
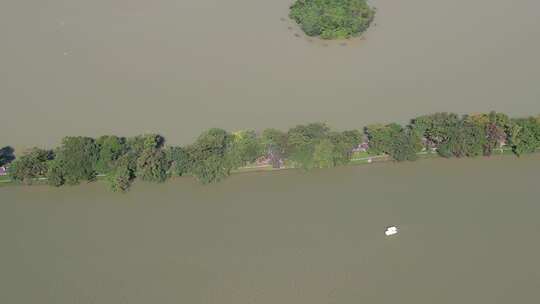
[385,226,398,236]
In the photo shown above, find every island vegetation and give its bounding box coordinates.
[289,0,375,39]
[1,112,540,192]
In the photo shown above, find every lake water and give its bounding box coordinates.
[1,0,540,303]
[1,0,540,149]
[1,155,539,303]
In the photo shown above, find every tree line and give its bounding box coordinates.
[1,112,539,192]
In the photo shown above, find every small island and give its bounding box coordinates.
[289,0,375,39]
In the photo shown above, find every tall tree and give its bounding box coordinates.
[483,112,509,156]
[390,129,423,161]
[261,128,288,154]
[10,148,53,183]
[508,117,540,156]
[365,123,402,155]
[229,130,263,167]
[187,128,235,184]
[312,139,335,168]
[53,136,99,185]
[166,146,190,176]
[136,148,169,183]
[328,130,362,165]
[127,134,165,157]
[261,128,288,167]
[107,153,136,192]
[95,135,127,174]
[0,146,15,166]
[437,119,486,158]
[47,160,65,187]
[287,123,330,168]
[365,124,422,161]
[411,112,460,148]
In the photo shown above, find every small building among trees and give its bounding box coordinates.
[0,166,8,176]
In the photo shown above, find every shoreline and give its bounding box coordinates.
[0,148,519,188]
[2,112,538,192]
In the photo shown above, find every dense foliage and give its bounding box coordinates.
[136,148,169,183]
[261,128,288,167]
[2,111,540,192]
[0,146,15,166]
[107,153,136,192]
[365,124,422,161]
[186,128,236,184]
[95,136,127,174]
[508,117,540,156]
[411,112,512,158]
[46,137,100,185]
[328,130,363,165]
[287,122,331,169]
[166,146,190,177]
[289,0,375,39]
[229,130,263,167]
[9,148,53,183]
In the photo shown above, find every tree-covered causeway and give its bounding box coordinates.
[1,112,540,192]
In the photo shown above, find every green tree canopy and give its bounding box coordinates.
[95,135,127,174]
[107,153,137,192]
[289,0,375,39]
[411,112,461,147]
[47,160,65,187]
[229,130,264,167]
[10,148,53,183]
[52,136,99,185]
[127,134,165,157]
[187,128,235,184]
[287,123,330,168]
[365,123,402,155]
[365,124,421,161]
[261,128,288,154]
[389,129,423,161]
[166,146,190,177]
[312,139,336,168]
[136,148,169,183]
[437,119,487,158]
[481,112,510,155]
[0,146,15,166]
[261,128,288,167]
[261,129,288,159]
[329,130,362,165]
[3,112,539,192]
[508,117,540,156]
